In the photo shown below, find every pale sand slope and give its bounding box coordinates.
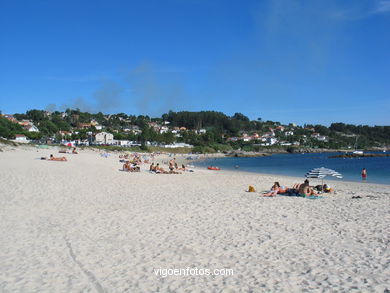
[0,147,389,293]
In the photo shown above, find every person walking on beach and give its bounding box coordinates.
[362,168,367,181]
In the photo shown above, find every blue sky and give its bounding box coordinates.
[0,0,389,126]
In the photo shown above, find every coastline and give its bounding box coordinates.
[1,145,389,292]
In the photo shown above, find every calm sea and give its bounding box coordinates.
[194,152,390,185]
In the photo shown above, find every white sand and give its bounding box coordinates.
[1,146,389,292]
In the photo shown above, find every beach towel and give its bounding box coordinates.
[278,193,323,199]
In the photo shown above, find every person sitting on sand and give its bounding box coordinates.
[155,163,168,174]
[131,163,141,172]
[169,158,176,172]
[298,181,318,197]
[149,163,155,172]
[72,147,78,154]
[292,179,310,190]
[123,161,131,171]
[49,154,67,161]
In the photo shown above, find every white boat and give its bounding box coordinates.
[352,150,364,155]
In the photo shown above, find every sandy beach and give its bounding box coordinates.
[1,145,389,292]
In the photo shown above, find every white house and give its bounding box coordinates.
[115,140,131,146]
[95,132,114,144]
[285,131,294,136]
[25,124,39,132]
[14,134,29,143]
[311,133,328,141]
[163,143,193,148]
[159,126,169,134]
[268,137,278,145]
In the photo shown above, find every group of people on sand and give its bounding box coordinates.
[149,158,186,174]
[42,154,68,161]
[41,147,80,162]
[263,179,334,197]
[120,153,145,172]
[123,161,140,172]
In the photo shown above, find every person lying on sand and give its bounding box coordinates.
[322,184,334,193]
[49,154,67,161]
[263,182,287,197]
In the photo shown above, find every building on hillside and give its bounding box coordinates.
[94,132,114,144]
[78,123,92,129]
[58,130,72,137]
[267,137,278,145]
[18,119,32,126]
[312,133,328,141]
[250,133,260,140]
[2,114,18,123]
[115,140,131,146]
[262,132,275,139]
[24,124,39,132]
[162,143,193,148]
[14,134,29,143]
[159,126,169,134]
[285,131,294,136]
[90,119,99,126]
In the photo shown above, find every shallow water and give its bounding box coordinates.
[195,152,390,185]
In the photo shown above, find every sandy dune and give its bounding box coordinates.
[1,146,389,292]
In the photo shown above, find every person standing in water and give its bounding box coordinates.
[361,168,367,181]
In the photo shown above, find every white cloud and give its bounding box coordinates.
[373,0,390,14]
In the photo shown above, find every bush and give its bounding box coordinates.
[210,143,233,152]
[286,146,296,153]
[192,145,216,153]
[140,144,150,152]
[242,145,254,152]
